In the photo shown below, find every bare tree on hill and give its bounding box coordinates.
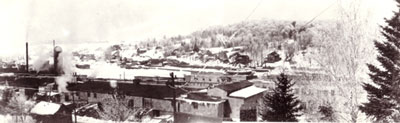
[311,0,379,122]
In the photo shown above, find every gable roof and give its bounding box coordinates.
[215,81,253,94]
[67,81,187,99]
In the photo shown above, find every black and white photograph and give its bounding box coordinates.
[0,0,398,122]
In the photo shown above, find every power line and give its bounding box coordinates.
[226,0,263,44]
[302,1,337,28]
[244,0,263,21]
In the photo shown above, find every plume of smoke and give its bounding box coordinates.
[55,74,71,93]
[31,44,77,92]
[56,51,76,74]
[32,48,52,73]
[55,47,76,93]
[109,80,117,88]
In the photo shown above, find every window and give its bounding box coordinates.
[128,99,134,108]
[153,110,161,117]
[143,98,152,108]
[87,92,91,97]
[94,93,97,98]
[65,95,70,101]
[192,102,198,109]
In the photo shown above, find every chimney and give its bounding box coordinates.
[26,42,29,72]
[53,40,63,75]
[54,46,62,75]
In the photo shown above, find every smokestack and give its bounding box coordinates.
[54,46,62,75]
[26,42,29,72]
[53,40,63,75]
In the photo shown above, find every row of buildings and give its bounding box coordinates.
[0,71,270,122]
[0,60,338,122]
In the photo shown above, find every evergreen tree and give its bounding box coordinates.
[193,43,200,53]
[259,73,302,122]
[359,1,400,121]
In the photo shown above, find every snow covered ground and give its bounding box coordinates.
[73,116,139,123]
[75,62,192,79]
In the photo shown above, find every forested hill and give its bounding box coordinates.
[136,19,336,64]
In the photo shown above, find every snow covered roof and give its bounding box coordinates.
[215,81,253,94]
[30,101,62,115]
[249,79,274,84]
[185,93,222,102]
[37,92,60,96]
[76,62,191,79]
[176,97,224,105]
[0,73,14,77]
[207,47,226,54]
[229,85,267,98]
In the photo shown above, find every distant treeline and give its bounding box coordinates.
[135,20,335,63]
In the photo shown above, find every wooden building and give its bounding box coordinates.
[207,81,267,122]
[30,101,72,123]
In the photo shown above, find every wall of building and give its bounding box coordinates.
[63,91,173,113]
[207,88,227,98]
[149,98,174,112]
[208,88,265,121]
[187,74,248,83]
[241,93,264,110]
[177,100,224,118]
[225,97,244,122]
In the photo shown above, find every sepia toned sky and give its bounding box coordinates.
[0,0,397,57]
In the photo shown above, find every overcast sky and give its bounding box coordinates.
[0,0,397,57]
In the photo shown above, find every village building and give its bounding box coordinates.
[249,79,275,90]
[1,73,269,122]
[207,81,267,122]
[183,73,249,89]
[30,101,72,123]
[65,81,187,117]
[64,80,268,122]
[176,92,225,118]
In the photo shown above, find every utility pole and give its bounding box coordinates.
[72,92,77,123]
[26,42,29,72]
[169,72,177,123]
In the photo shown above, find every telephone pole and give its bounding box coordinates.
[72,92,77,123]
[169,72,177,123]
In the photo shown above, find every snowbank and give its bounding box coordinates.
[75,62,191,79]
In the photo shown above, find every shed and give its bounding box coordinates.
[30,101,72,123]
